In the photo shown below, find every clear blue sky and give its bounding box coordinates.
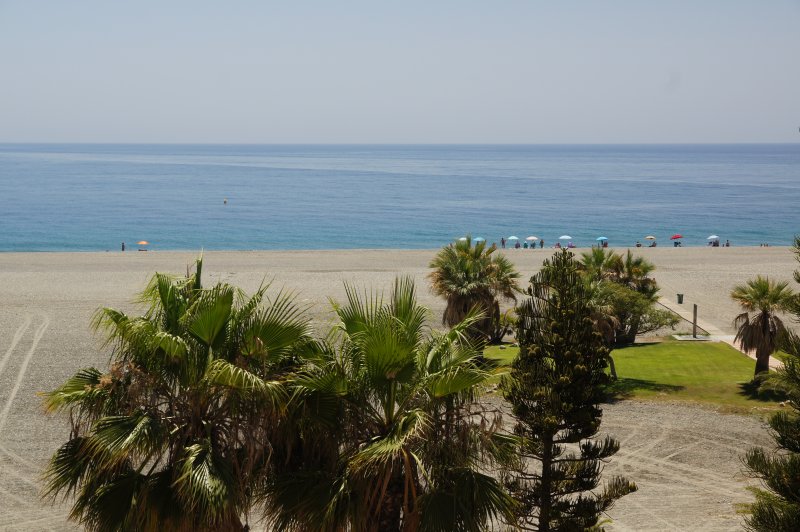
[1,1,798,143]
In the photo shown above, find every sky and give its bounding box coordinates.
[1,1,799,143]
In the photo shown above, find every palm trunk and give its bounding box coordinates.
[754,347,771,377]
[376,478,404,531]
[608,355,618,380]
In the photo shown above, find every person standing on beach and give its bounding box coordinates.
[540,239,544,249]
[501,237,506,249]
[121,242,125,251]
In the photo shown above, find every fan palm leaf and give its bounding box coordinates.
[43,258,312,531]
[265,277,513,530]
[429,237,521,338]
[731,276,793,377]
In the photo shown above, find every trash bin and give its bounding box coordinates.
[677,293,684,304]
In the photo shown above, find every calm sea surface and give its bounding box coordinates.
[0,144,798,251]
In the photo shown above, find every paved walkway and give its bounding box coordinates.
[658,297,784,370]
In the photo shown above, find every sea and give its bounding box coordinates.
[0,144,798,252]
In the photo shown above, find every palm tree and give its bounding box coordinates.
[429,237,521,340]
[731,276,794,377]
[583,278,622,379]
[578,249,671,345]
[265,278,515,531]
[43,258,312,531]
[615,250,657,295]
[578,247,622,282]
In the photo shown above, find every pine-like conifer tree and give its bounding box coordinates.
[503,250,636,531]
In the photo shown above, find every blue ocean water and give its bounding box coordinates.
[0,144,798,251]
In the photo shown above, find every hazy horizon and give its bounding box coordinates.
[1,1,798,144]
[2,141,799,146]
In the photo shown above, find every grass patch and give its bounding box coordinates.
[484,343,518,366]
[773,350,792,364]
[484,340,782,413]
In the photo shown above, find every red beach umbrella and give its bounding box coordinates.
[670,234,683,240]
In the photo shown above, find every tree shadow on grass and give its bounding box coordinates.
[737,380,787,403]
[604,378,684,403]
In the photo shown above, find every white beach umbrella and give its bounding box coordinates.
[458,237,467,241]
[707,235,720,240]
[525,236,539,241]
[474,237,485,242]
[508,236,519,240]
[645,235,656,240]
[559,235,572,240]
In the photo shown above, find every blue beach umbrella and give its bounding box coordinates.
[596,236,608,241]
[474,237,486,242]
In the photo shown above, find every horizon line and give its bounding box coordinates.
[1,141,799,146]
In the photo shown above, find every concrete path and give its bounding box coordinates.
[659,297,783,370]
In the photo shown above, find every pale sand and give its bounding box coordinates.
[0,246,796,530]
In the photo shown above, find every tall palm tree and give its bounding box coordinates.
[43,258,312,531]
[265,278,515,531]
[429,237,520,339]
[731,276,794,377]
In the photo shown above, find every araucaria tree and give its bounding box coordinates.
[743,237,800,531]
[429,236,520,341]
[503,250,636,531]
[43,258,312,531]
[731,275,794,377]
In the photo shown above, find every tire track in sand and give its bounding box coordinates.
[0,313,71,531]
[0,314,49,433]
[0,314,51,495]
[0,314,32,379]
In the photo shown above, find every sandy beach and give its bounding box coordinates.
[0,246,796,530]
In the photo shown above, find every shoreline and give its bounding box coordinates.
[0,244,791,254]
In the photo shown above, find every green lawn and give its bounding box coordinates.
[773,350,791,364]
[484,340,782,413]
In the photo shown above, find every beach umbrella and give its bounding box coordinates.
[559,235,572,240]
[508,236,519,241]
[670,234,683,240]
[596,236,608,241]
[645,235,656,240]
[525,236,539,241]
[707,235,720,240]
[137,240,149,246]
[458,237,468,241]
[474,237,485,242]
